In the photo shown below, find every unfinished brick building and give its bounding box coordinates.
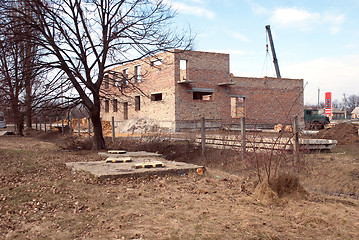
[101,50,303,131]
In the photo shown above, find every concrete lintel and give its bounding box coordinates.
[229,95,248,99]
[187,88,216,93]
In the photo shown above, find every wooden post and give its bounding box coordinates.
[88,118,91,138]
[69,113,72,133]
[292,116,299,163]
[78,119,81,137]
[241,117,246,161]
[111,116,115,143]
[201,117,206,156]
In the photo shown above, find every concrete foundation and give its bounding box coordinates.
[66,151,204,180]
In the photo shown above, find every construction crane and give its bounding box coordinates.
[265,25,281,78]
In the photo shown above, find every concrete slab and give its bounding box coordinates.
[66,151,204,180]
[98,151,162,158]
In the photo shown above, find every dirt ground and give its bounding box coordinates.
[315,122,359,145]
[1,130,359,239]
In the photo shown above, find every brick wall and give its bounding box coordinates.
[100,50,304,132]
[230,76,304,126]
[173,50,231,129]
[100,51,177,130]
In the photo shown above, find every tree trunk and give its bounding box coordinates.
[11,101,24,136]
[24,0,34,130]
[25,95,32,129]
[16,115,24,136]
[89,101,106,150]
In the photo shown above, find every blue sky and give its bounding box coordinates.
[166,0,359,105]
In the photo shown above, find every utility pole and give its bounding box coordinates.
[344,94,347,119]
[317,88,320,110]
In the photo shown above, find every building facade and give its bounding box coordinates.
[101,50,304,131]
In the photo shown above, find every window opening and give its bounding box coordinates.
[135,96,140,110]
[193,91,213,101]
[231,97,245,118]
[180,59,187,80]
[151,59,162,66]
[113,99,118,112]
[104,100,109,113]
[123,102,128,120]
[134,65,141,82]
[104,75,109,89]
[112,73,119,87]
[151,93,162,101]
[123,69,128,85]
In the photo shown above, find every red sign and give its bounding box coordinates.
[325,92,332,118]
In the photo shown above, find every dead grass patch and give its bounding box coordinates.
[2,134,359,239]
[255,174,308,204]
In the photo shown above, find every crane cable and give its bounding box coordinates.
[260,30,276,77]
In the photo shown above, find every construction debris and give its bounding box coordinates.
[274,124,293,133]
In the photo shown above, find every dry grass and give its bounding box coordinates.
[1,135,359,239]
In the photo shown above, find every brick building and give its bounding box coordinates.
[101,50,304,131]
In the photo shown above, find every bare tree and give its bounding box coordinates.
[0,1,68,134]
[1,0,192,149]
[346,94,359,114]
[0,36,26,135]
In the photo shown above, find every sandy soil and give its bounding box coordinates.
[1,133,359,239]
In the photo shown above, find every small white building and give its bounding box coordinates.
[351,107,359,119]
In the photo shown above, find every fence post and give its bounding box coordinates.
[78,119,81,137]
[88,118,91,139]
[201,117,206,156]
[241,117,246,161]
[112,116,115,143]
[69,113,72,134]
[292,116,299,163]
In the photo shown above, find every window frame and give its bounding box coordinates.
[104,75,109,89]
[151,92,163,101]
[104,99,109,113]
[134,65,141,83]
[135,96,140,111]
[188,88,215,101]
[113,99,118,112]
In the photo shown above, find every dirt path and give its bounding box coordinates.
[1,135,359,239]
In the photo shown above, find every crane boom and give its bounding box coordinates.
[265,25,281,78]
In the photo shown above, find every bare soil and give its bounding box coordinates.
[315,123,359,145]
[1,131,359,239]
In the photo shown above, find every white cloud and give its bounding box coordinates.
[247,0,268,15]
[323,13,345,34]
[164,0,215,19]
[189,0,204,3]
[282,55,359,104]
[269,7,345,34]
[228,31,250,42]
[205,49,250,55]
[344,44,357,49]
[271,8,320,29]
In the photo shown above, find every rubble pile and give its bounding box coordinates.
[316,123,359,145]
